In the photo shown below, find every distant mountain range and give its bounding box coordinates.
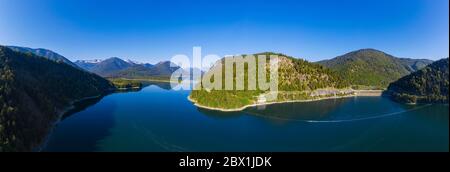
[0,46,115,151]
[6,46,195,80]
[75,57,133,76]
[74,57,180,79]
[5,46,434,85]
[387,58,449,103]
[72,59,103,70]
[317,49,433,88]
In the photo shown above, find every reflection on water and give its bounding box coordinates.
[142,81,173,90]
[196,108,244,119]
[62,96,104,120]
[244,98,351,121]
[46,98,117,152]
[43,86,449,152]
[241,97,426,124]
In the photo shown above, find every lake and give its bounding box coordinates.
[43,82,449,152]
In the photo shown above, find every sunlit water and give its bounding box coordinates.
[43,82,449,152]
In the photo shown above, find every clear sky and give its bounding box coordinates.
[0,0,448,63]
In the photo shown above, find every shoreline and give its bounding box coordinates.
[188,90,383,112]
[35,94,106,152]
[116,78,178,83]
[116,86,141,90]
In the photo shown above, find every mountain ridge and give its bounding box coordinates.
[317,49,433,88]
[7,46,79,68]
[75,57,180,79]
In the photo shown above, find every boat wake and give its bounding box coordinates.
[244,104,432,123]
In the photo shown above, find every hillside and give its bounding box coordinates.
[189,52,350,110]
[387,58,449,104]
[317,49,433,88]
[0,46,115,151]
[7,46,79,68]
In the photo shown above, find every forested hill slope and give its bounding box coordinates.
[387,58,449,104]
[189,52,350,110]
[317,49,433,88]
[0,46,115,151]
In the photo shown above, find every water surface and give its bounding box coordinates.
[43,83,449,152]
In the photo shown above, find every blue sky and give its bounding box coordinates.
[0,0,448,63]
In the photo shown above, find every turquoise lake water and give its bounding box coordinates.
[43,82,449,152]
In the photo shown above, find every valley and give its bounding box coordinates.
[0,45,448,152]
